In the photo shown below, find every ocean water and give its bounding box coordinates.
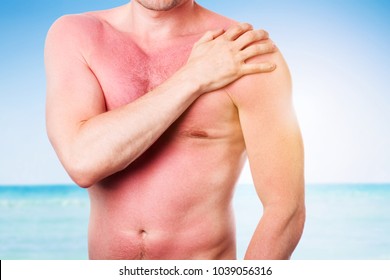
[1,184,389,260]
[0,185,89,260]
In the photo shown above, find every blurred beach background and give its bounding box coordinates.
[1,0,390,260]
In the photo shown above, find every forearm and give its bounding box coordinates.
[244,204,305,260]
[61,69,201,187]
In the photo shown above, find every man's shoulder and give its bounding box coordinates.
[48,13,103,38]
[45,12,108,57]
[226,50,292,109]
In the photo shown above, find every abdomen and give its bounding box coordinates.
[87,134,245,259]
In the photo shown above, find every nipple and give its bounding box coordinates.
[189,130,209,138]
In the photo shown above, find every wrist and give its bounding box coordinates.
[174,65,205,97]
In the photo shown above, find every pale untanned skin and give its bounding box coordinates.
[45,0,305,259]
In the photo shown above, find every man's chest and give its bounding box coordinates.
[87,34,241,138]
[88,34,195,108]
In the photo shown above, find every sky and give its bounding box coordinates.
[0,0,389,185]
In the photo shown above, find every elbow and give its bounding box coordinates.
[289,203,306,256]
[68,167,96,189]
[266,200,306,238]
[64,157,100,188]
[293,202,306,236]
[270,200,306,224]
[70,174,95,189]
[286,201,306,244]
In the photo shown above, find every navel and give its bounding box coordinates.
[139,229,147,239]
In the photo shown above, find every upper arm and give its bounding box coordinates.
[227,50,304,209]
[45,15,106,160]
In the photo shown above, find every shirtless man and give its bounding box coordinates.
[45,0,305,260]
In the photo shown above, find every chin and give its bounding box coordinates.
[136,0,185,12]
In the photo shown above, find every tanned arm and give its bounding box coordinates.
[45,16,276,188]
[227,49,305,259]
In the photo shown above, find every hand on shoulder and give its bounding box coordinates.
[225,45,292,110]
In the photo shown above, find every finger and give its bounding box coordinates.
[241,62,277,75]
[223,22,253,41]
[195,28,225,45]
[235,29,269,50]
[239,41,276,61]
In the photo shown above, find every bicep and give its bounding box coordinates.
[240,105,304,208]
[230,52,304,207]
[45,17,106,155]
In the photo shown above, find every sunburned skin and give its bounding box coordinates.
[83,9,246,259]
[46,0,305,260]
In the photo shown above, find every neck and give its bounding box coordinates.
[126,0,201,41]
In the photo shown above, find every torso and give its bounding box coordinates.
[82,8,246,260]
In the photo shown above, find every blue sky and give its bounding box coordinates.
[0,0,389,185]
